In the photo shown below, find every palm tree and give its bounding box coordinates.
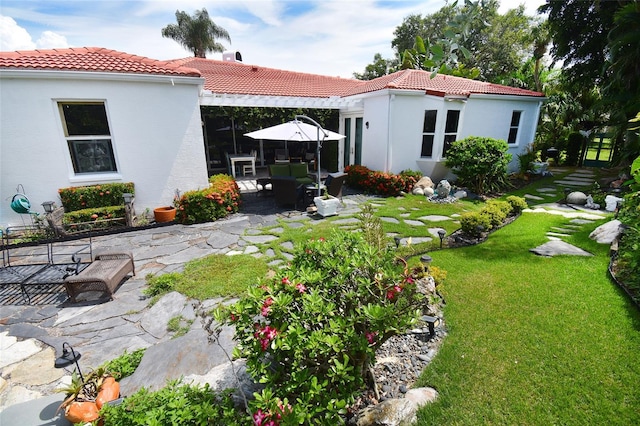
[161,8,231,58]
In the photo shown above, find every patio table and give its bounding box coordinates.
[229,155,256,178]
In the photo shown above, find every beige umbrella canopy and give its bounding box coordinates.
[244,117,345,195]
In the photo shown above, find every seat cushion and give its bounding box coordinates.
[269,164,291,177]
[289,163,308,178]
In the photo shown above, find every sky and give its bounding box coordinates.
[0,0,546,78]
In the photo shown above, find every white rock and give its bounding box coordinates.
[415,176,434,189]
[605,195,624,212]
[589,220,622,244]
[454,190,467,199]
[412,187,424,195]
[356,398,417,426]
[423,187,434,197]
[405,387,439,407]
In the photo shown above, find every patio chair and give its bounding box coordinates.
[275,149,289,163]
[271,176,302,209]
[324,173,347,200]
[242,150,257,176]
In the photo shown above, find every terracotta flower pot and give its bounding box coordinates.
[153,206,176,223]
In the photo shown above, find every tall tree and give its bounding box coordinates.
[162,8,230,58]
[352,53,399,80]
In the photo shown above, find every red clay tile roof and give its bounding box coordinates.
[0,48,543,98]
[0,47,201,77]
[173,57,362,97]
[342,69,544,97]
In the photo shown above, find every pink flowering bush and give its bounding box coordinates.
[217,230,424,424]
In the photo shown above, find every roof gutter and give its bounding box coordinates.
[0,69,204,86]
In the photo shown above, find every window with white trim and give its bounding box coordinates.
[508,111,522,144]
[442,110,460,157]
[421,110,437,157]
[58,102,117,174]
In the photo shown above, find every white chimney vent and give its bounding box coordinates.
[222,51,242,62]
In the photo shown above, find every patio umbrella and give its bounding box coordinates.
[244,118,345,196]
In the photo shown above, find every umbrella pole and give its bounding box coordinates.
[317,129,322,197]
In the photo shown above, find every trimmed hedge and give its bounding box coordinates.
[175,174,240,224]
[460,196,526,238]
[58,182,134,212]
[344,165,417,196]
[63,206,126,232]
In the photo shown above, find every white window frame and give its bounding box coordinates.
[57,101,121,180]
[508,110,522,145]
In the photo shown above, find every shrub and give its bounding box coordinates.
[99,380,241,425]
[460,212,492,238]
[399,169,423,181]
[63,205,126,231]
[445,136,512,195]
[505,196,528,215]
[175,175,240,224]
[217,230,424,424]
[344,165,417,196]
[480,203,508,228]
[100,348,145,381]
[517,144,538,175]
[59,182,134,212]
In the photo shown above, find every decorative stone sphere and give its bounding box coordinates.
[566,191,587,205]
[436,180,451,198]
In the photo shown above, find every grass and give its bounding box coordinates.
[142,168,640,424]
[146,254,269,300]
[413,213,640,425]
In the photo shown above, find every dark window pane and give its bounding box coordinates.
[510,111,522,127]
[508,128,518,144]
[423,110,437,133]
[445,110,460,133]
[442,134,457,157]
[61,103,110,136]
[421,135,434,157]
[68,139,117,173]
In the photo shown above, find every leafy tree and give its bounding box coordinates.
[161,8,230,58]
[445,136,512,195]
[352,53,399,80]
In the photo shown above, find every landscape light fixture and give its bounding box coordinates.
[394,235,402,248]
[420,254,432,272]
[475,225,485,242]
[437,229,446,249]
[122,193,134,205]
[421,315,441,338]
[42,201,56,213]
[54,342,84,383]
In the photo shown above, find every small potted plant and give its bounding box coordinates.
[313,190,340,217]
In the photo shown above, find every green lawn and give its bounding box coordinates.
[414,213,640,425]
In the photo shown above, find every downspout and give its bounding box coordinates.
[386,93,395,172]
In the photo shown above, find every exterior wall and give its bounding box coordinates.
[349,91,542,182]
[0,72,208,228]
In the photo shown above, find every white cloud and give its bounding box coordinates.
[0,15,36,51]
[36,30,69,49]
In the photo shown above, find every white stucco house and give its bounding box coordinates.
[0,47,543,228]
[0,48,209,228]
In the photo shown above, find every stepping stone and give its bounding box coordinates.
[399,213,411,217]
[546,232,571,238]
[243,246,259,254]
[404,219,425,226]
[280,241,294,250]
[270,227,284,234]
[524,194,544,200]
[530,240,592,257]
[551,227,577,233]
[570,218,594,224]
[380,217,400,224]
[554,180,590,186]
[242,235,278,244]
[398,237,432,246]
[428,228,447,238]
[536,187,558,193]
[418,215,450,222]
[333,218,359,225]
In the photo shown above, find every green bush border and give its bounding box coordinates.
[175,174,241,224]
